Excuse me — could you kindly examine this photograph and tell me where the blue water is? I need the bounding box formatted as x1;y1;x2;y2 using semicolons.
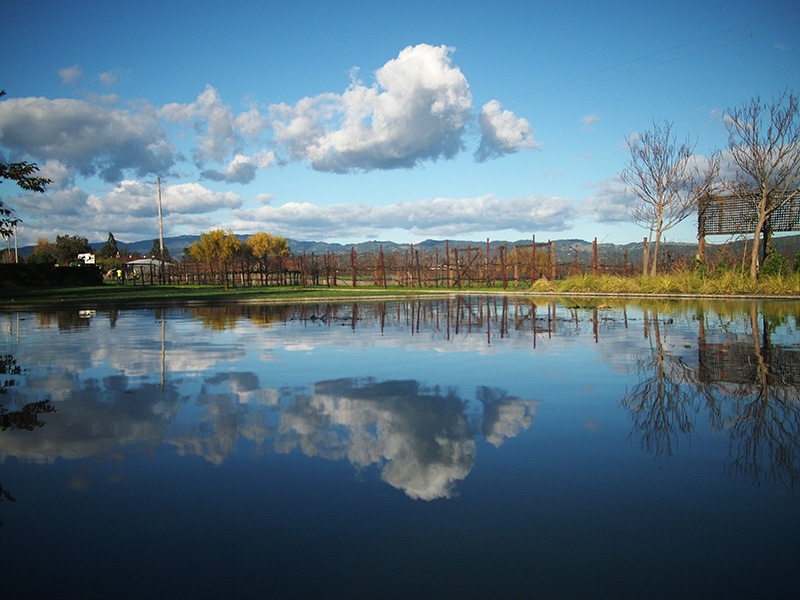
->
1;297;798;598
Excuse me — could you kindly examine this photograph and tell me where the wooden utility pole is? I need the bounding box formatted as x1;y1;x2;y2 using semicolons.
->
157;177;165;283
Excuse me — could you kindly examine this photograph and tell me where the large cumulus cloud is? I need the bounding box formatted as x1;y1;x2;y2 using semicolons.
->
269;44;474;173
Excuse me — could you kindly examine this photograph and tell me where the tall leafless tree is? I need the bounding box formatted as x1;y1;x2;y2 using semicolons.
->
723;89;800;280
622;120;716;275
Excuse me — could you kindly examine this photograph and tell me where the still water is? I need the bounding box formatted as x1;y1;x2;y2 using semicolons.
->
1;296;798;599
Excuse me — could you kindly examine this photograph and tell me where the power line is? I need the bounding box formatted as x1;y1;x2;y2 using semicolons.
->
499;7;800;109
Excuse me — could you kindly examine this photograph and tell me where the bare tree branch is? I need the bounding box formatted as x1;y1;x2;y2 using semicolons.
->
724;88;800;279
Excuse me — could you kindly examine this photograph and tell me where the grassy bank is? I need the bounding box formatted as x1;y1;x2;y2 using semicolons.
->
531;271;800;296
1;271;798;308
0;283;447;308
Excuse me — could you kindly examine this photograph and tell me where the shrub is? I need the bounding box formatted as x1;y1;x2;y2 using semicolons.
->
761;249;789;277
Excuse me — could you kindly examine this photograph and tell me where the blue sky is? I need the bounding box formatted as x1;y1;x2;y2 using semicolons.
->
1;0;798;247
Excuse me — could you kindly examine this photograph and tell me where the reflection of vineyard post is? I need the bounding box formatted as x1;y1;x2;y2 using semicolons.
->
621;308;699;456
725;302;800;487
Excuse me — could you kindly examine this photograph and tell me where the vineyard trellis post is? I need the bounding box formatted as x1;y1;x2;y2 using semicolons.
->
351;246;357;287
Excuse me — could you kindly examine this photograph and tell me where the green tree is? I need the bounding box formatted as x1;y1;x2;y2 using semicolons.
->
54;234;91;265
97;232;119;260
0;91;51;237
149;238;170;261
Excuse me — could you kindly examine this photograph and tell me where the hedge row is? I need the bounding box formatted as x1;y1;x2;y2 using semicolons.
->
0;264;103;287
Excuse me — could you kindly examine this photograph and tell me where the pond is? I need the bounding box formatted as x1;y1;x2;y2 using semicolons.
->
1;296;799;599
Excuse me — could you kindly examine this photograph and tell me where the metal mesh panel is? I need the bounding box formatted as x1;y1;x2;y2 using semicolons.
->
698;343;800;386
698;192;800;236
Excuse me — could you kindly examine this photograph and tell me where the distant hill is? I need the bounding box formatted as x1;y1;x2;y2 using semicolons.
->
16;233;800;267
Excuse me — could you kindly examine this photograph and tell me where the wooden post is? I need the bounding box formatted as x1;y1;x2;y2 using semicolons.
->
417;249;423;288
574;249;579;276
380;245;387;288
531;234;536;282
592;237;598;276
623;249;628;277
549;240;555;279
435;247;439;288
501;245;507;289
409;244;415;287
454;248;461;288
486;238;491;287
351;246;357;287
446;240;451;288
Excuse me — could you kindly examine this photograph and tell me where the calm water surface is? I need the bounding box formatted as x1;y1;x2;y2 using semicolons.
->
1;296;799;599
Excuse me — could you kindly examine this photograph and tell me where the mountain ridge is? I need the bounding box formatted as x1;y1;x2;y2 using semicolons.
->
16;233;800;265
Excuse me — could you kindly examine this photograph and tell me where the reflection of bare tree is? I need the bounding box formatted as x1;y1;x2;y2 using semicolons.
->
723;304;800;488
626;303;800;488
621;310;699;456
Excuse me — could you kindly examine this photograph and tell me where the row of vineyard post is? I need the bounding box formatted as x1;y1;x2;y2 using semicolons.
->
124;237;637;287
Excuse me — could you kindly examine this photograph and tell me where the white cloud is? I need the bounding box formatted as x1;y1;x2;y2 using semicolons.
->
582;178;630;223
475;100;539;162
255;193;275;205
269;44;473;173
98;71;118;87
17;186;89;218
37;159;74;189
233;193;575;239
58;64;83;85
581;113;600;129
201;150;276;184
0;96;174;182
160;85;253;167
15;181;244;244
163;182;244;214
86;180;243;217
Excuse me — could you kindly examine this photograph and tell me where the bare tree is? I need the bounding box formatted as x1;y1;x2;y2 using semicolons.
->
622;120;716;275
724;89;800;280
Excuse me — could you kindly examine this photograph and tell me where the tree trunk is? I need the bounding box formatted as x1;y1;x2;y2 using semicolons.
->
651;209;664;276
749;198;769;280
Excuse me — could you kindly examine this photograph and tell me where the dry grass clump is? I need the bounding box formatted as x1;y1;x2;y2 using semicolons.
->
546;270;800;296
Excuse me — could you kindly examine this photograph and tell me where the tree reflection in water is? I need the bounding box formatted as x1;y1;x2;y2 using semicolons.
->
1;354;56;541
723;305;800;488
622;308;700;456
623;301;800;488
